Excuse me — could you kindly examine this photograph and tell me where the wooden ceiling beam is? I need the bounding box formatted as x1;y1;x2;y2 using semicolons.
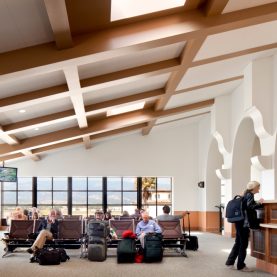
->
1;3;277;75
203;0;229;16
0;84;68;113
80;59;180;88
0;99;214;157
43;0;73;49
64;66;87;128
3;88;164;134
0;123;147;162
142;37;206;135
82;135;92;149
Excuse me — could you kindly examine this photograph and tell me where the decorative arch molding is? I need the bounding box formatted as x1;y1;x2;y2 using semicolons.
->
245;106;271;139
215;168;231;180
213;131;230;157
251;155;273;171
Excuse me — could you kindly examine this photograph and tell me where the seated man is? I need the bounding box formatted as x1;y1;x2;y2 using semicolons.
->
94;209;117;239
136;212;162;248
27;209;59;262
156;205;180;221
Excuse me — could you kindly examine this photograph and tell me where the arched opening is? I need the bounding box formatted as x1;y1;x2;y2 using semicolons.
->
232;118;261;196
205;138;224;233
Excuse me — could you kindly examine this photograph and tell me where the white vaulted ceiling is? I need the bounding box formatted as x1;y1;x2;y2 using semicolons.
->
0;0;277;162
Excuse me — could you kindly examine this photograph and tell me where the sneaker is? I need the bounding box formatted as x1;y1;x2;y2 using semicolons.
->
240;266;254;272
227;265;236;270
29;256;36;263
27;248;33;254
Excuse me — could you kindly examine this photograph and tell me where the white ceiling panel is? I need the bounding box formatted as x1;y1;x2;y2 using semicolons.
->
155;107;210;125
78;42;185;79
83;73;170;105
178;48;277;90
0;70;66;99
223;0;277;14
15;118;77;140
0;97;73;125
0;0;53;53
195;21;277;61
167;79;242;109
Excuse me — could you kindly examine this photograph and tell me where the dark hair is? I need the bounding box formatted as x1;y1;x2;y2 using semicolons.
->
163;205;170;214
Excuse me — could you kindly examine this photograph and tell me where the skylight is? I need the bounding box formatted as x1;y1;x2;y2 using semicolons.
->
111;0;186;21
107;102;145;117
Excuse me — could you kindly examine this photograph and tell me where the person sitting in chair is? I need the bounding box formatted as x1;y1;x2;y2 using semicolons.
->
136;212;161;248
156;205;180;221
27;209;59;262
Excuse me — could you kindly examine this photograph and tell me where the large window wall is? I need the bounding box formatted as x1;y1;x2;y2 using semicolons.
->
1;176;172;219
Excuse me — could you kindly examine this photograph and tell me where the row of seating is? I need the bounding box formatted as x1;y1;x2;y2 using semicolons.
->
2;218;187;258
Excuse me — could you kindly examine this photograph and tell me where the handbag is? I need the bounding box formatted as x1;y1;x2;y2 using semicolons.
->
35;248;61;265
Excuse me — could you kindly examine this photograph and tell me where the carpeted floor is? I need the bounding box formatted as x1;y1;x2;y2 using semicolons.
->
0;232;274;277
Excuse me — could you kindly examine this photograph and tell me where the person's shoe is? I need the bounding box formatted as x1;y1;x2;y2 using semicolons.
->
226;265;235;270
29;256;36;263
27;248;33;254
240;266;254;272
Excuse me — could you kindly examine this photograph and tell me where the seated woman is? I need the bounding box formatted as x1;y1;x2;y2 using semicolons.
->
27;209;59;261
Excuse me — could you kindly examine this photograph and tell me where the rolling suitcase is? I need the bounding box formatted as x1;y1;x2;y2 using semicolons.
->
143;233;163;262
87;243;107;262
183;212;199;251
117;238;137;263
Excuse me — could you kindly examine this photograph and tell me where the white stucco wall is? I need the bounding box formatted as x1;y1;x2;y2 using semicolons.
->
7;119;209;211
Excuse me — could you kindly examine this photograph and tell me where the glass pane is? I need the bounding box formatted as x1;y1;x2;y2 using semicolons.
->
53;177;67;190
88;206;103;217
142;177;156;191
88;192;102;204
122;205;137;216
37;206;53;217
88;177;102;190
18;177;32;190
107;177;121;190
72;191;87;205
2;191;16;204
157;191;171;205
72;206;87;217
37;191;52;204
37;177;52;190
3;182;16;190
53;205;67;217
123;177;137;190
18;191;32;205
145;205;157;218
53;191;67;204
157;205;165;216
157;177;171;190
107;206;122;216
123;192;137;205
73;177;87;190
107;191;121;204
2;206;15;221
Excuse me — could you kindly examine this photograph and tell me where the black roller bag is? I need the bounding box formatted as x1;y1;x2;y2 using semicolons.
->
183;212;199;251
117;238;137;263
144;233;163;262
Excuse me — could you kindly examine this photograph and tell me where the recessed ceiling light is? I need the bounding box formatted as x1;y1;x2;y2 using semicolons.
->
19;109;26;113
107;102;145;116
34;128;39;131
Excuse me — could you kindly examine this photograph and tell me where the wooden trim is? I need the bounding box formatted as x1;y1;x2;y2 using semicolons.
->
43;0;73;49
1;3;277;74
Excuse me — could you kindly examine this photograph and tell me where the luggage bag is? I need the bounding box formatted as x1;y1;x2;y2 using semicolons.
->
117;238;137;263
143;233;163;262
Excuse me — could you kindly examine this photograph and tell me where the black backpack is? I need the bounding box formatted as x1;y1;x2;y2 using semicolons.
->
225;195;245;223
